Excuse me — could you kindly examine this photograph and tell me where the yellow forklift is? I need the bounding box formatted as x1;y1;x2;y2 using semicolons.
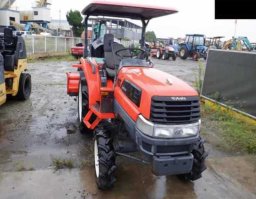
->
0;27;31;106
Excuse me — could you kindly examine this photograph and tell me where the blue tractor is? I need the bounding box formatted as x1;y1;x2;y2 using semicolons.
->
179;34;208;61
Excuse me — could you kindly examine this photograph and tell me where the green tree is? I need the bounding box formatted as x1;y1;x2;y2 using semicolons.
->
66;10;83;37
145;31;157;42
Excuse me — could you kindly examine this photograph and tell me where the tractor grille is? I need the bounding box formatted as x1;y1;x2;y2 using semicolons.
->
150;96;200;124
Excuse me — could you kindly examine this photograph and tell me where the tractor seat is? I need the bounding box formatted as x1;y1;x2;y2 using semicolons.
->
4;28;16;52
103;34;131;77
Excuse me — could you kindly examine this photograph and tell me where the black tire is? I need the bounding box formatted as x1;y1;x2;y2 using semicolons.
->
16;73;31;100
156;49;162;59
178;137;207;181
162;52;169;60
78;72;92;134
203;52;207;60
172;54;177;61
179;47;188;59
94;127;116;190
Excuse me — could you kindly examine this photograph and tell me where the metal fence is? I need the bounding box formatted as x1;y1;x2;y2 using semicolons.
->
23;35;139;56
23;35;83;55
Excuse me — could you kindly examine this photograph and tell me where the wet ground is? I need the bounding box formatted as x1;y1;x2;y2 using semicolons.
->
0;57;255;199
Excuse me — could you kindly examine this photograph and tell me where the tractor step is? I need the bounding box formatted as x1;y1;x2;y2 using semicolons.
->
84;104;115;129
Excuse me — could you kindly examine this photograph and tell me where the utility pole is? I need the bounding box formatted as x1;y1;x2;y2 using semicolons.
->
234;19;237;37
59;9;61;36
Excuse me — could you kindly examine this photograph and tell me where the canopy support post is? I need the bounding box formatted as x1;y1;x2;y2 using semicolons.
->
83;15;89;58
141;19;150;48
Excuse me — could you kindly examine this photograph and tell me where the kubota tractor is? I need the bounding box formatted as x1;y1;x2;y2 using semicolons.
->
67;1;207;190
150;39;177;61
0;27;31;106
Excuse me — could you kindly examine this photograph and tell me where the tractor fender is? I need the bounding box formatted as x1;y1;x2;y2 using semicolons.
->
80;58;101;107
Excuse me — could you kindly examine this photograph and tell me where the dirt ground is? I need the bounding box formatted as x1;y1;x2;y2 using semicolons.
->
0;57;255;199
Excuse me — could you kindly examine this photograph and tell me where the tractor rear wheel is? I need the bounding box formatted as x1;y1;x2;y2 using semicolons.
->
179;47;188;59
156;49;162;59
16;73;31;100
78;72;92;134
94;127;116;190
178;137;207;181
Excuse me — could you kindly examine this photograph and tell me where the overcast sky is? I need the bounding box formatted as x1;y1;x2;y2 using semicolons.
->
13;0;256;41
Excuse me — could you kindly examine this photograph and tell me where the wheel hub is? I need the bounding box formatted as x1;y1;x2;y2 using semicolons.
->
78;83;82;122
180;49;185;57
157;50;160;58
94;139;100;178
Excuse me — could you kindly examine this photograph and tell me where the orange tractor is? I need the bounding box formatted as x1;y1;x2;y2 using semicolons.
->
67;1;207;190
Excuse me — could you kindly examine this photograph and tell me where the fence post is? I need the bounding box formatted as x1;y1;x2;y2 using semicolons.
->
44;36;47;52
64;38;67;52
32;36;35;54
55;37;58;52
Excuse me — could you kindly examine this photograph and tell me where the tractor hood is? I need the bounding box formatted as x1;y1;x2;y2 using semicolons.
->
120;67;198;96
196;45;208;52
118;67;198;119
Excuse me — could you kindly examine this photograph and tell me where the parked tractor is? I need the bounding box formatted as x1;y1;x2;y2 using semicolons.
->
207;36;224;49
0;27;31;106
179;34;208;61
150;38;177;60
67;1;207;190
71;43;84;59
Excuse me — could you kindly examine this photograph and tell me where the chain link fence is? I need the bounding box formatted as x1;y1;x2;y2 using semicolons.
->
23;35;83;55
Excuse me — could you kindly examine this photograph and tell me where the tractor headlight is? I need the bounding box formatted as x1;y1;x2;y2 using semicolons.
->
136;115;200;138
168;46;174;51
154;122;200;138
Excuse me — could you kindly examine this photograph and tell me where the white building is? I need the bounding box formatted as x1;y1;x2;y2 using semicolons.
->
0;9;20;26
49;20;72;37
20;7;51;22
32;7;51;22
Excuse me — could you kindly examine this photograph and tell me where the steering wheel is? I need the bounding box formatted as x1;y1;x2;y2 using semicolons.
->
115;48;147;60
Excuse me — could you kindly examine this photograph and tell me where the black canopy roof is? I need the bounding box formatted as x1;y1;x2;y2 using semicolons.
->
82;1;178;20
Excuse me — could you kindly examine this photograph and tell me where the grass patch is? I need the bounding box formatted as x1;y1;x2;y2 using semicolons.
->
16;165;35;172
28;54;77;63
52;158;74;170
202;104;256;154
193;61;205;93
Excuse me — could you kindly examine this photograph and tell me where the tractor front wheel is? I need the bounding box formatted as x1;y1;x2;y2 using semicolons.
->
94;127;116;190
179;47;188;60
178;137;207;181
156;49;162;59
16;73;31;100
162;52;169;60
172;54;177;61
192;52;200;61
